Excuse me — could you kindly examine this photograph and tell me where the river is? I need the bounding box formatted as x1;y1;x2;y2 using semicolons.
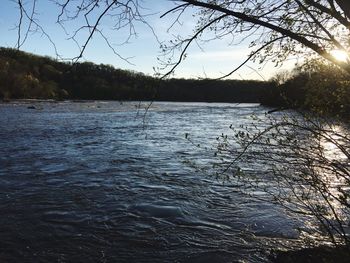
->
0;101;305;262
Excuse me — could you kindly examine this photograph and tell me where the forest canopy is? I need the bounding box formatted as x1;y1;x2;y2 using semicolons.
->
0;47;271;102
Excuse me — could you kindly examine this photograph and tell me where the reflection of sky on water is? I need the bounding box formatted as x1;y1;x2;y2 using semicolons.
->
0;101;300;263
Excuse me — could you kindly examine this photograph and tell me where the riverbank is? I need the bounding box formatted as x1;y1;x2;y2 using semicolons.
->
271;245;350;263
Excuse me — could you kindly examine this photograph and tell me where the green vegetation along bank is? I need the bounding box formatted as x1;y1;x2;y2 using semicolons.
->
0;47;271;103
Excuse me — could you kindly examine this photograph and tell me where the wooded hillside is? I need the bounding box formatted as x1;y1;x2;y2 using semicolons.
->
0;48;272;102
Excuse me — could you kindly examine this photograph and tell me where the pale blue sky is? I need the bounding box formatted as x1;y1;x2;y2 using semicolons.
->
0;0;294;80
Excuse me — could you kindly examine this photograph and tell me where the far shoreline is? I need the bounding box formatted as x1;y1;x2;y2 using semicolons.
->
1;98;263;105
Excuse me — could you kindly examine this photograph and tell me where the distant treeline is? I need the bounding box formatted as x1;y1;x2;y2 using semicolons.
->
0;47;272;103
2;48;348;118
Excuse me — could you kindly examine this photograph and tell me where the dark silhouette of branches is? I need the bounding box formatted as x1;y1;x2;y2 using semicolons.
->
161;14;229;79
215;36;286;80
177;0;350;75
10;1;350;77
15;0;59;57
212;112;350;245
13;0;157;64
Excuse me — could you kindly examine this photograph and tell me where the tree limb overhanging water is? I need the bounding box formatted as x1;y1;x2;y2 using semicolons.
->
209;111;350;248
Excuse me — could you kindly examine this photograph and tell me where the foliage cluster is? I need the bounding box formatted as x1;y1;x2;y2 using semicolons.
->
265;60;350;118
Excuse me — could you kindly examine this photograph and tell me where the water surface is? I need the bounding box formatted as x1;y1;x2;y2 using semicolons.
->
0;101;300;262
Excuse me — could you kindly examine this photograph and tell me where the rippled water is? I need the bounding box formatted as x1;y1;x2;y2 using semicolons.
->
0;101;301;262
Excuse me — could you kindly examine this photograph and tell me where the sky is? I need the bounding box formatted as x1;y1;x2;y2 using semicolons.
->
0;0;296;80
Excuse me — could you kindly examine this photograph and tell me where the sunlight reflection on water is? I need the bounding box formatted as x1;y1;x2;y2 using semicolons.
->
320;125;349;162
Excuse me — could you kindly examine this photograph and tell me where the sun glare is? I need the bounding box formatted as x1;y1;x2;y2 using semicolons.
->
330;50;349;62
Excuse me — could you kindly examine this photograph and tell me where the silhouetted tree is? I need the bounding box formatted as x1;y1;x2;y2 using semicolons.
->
161;0;350;77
